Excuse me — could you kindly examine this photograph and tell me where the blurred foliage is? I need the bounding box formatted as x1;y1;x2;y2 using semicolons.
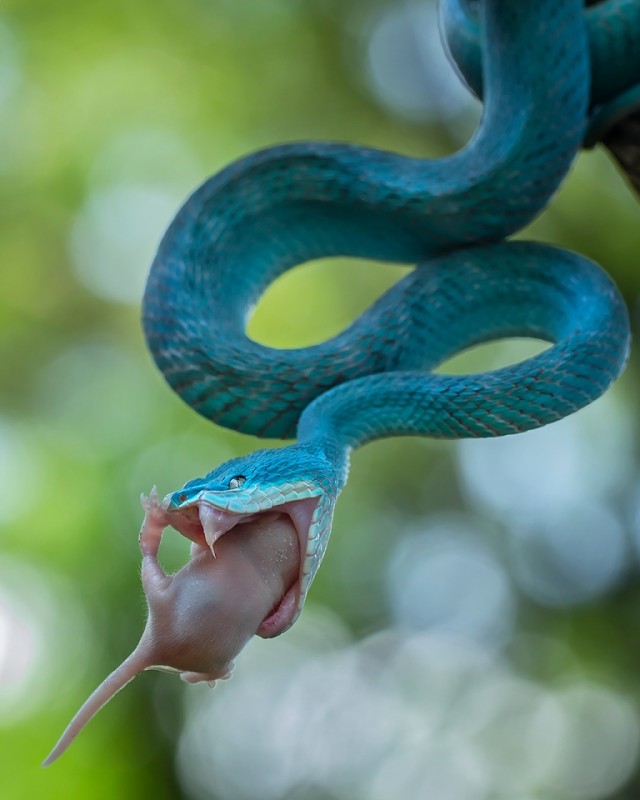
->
2;1;640;799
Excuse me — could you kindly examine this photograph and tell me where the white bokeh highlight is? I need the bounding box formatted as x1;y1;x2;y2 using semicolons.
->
175;611;639;800
509;502;629;607
0;557;93;725
549;683;640;799
458;393;632;520
457;392;633;606
34;341;156;459
387;514;515;648
70;127;202;304
70;183;181;304
362;0;478;127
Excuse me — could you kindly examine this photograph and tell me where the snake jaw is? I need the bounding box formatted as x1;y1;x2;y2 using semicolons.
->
198;503;237;556
255;495;321;638
164;497;252;551
164;488;324;637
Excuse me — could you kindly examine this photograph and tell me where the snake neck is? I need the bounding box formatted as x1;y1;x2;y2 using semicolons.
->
298;434;352;497
296;383;391;454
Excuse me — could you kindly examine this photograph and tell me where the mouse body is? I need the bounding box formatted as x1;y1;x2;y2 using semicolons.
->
43;489;299;765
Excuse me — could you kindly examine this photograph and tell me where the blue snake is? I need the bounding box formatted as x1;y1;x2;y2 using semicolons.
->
142;0;637;636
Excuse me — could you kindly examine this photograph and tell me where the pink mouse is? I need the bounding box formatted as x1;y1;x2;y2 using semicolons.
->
43;488;299;766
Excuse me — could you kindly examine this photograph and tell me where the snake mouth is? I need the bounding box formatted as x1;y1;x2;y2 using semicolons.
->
165;495;319;637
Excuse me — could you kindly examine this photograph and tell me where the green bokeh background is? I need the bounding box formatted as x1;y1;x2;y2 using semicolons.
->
3;1;640;798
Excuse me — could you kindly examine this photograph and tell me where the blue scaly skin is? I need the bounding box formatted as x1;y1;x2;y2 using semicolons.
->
441;0;640;148
142;0;632;636
442;0;640;111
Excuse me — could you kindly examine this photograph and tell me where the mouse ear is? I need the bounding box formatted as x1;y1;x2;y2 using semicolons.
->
42;643;151;766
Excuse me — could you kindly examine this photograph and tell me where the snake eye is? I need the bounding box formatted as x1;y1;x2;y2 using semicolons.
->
228;475;246;489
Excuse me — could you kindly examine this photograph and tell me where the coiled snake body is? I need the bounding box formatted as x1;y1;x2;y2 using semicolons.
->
143;0;637;635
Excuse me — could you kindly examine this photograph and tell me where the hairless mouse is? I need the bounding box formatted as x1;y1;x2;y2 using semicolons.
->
43;488;299;766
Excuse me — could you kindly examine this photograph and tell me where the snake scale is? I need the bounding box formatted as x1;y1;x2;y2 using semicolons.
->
142;0;638;636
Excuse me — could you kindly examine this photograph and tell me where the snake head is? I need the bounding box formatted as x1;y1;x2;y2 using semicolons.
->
164;440;347;636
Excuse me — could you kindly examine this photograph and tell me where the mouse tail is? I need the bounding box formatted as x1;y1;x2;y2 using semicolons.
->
42;648;148;766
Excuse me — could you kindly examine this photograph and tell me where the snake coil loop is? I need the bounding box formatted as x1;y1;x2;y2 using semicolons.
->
142;0;634;628
442;0;640;188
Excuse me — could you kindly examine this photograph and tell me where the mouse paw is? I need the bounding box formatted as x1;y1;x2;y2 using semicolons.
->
139;485;170;556
181;671;218;686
